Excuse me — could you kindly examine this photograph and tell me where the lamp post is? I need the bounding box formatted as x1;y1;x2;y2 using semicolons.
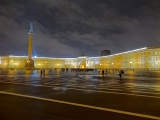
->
111;63;114;69
15;63;18;69
57;64;59;69
45;61;48;69
10;60;13;69
100;64;101;72
38;64;41;69
129;61;132;70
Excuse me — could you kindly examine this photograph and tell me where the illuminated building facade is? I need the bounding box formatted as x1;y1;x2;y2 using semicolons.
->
0;24;160;71
0;46;160;71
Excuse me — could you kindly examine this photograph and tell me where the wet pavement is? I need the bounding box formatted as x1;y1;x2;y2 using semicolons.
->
0;69;160;120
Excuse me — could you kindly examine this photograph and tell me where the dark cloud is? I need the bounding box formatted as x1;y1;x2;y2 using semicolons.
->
0;0;160;57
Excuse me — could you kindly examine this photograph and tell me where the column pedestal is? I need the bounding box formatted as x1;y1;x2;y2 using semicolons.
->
25;59;35;70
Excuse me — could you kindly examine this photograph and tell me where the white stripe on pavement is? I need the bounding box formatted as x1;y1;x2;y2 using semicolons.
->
0;91;160;120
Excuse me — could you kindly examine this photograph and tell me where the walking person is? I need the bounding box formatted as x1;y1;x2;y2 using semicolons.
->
43;69;45;77
119;69;124;79
40;69;43;77
102;70;104;75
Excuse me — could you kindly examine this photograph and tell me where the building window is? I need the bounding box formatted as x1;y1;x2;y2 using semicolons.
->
94;59;99;64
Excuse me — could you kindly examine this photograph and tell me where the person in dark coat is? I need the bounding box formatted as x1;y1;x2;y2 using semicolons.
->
119;69;124;79
43;69;45;77
102;70;104;75
40;69;43;77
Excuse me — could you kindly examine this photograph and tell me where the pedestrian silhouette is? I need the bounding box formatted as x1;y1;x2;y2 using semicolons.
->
102;70;104;75
119;69;124;79
43;69;45;77
40;69;43;77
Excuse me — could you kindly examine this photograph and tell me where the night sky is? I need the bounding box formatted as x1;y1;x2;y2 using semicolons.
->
0;0;160;57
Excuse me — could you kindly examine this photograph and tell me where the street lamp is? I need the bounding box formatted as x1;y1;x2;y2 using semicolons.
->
45;61;48;68
57;64;59;69
129;61;132;70
99;64;102;69
14;63;18;68
10;60;13;69
38;64;41;69
111;63;114;69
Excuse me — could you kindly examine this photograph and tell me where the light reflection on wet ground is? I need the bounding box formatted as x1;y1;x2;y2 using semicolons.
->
1;69;160;94
1;69;160;119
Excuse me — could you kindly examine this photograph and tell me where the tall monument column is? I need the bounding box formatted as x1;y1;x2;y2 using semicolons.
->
25;23;35;69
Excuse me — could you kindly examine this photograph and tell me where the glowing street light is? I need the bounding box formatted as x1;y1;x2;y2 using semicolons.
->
129;61;132;69
111;63;114;69
14;63;18;68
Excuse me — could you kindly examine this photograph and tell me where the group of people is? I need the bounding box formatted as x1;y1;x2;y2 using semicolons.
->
40;69;124;79
101;69;125;79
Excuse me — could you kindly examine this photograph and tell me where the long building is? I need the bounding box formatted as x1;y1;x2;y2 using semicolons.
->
0;46;160;71
1;24;160;71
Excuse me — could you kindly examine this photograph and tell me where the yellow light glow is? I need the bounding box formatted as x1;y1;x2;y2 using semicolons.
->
130;61;132;64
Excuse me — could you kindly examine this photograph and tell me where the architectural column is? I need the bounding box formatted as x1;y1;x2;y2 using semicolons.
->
25;23;35;69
